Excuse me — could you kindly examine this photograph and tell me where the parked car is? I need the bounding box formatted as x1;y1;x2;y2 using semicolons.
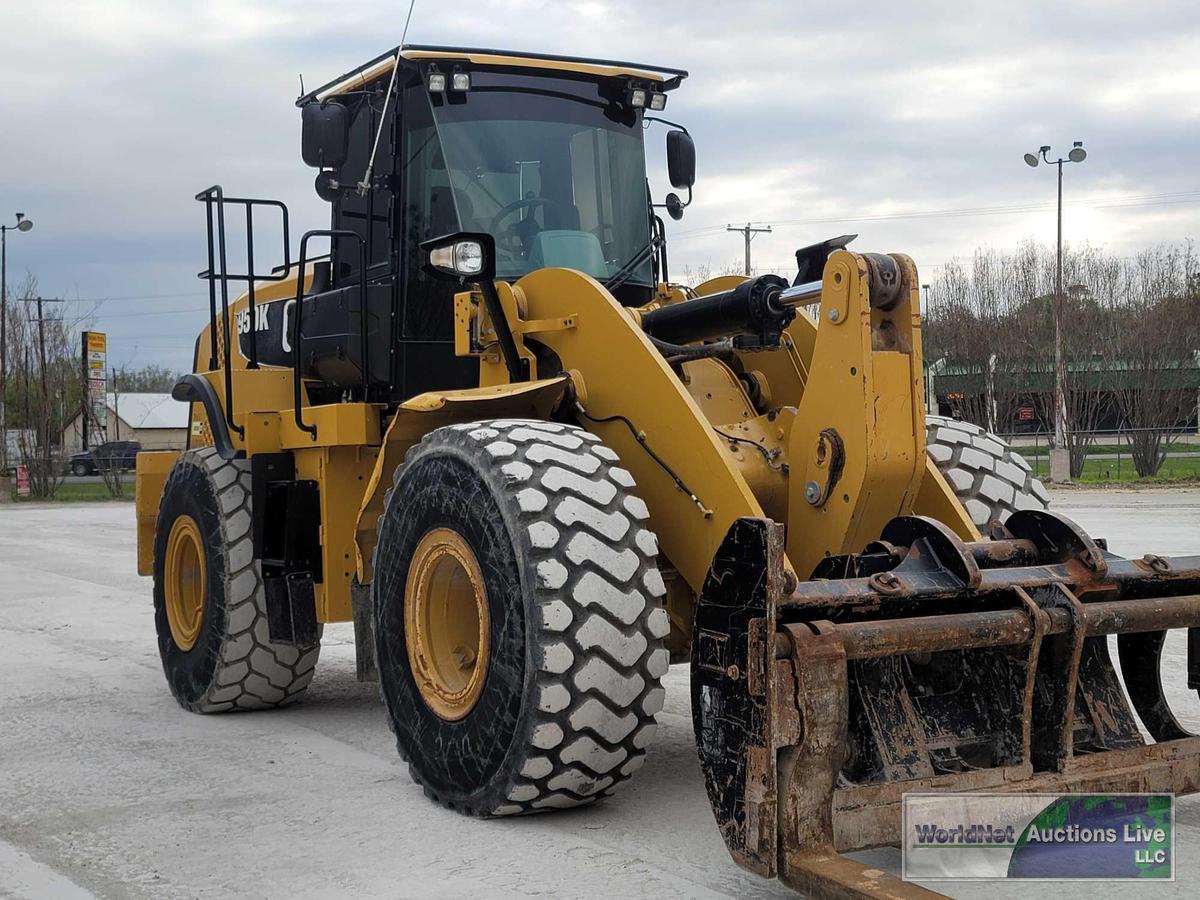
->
67;441;141;477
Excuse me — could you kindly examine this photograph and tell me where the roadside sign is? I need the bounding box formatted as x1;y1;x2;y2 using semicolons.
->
82;331;108;447
15;465;30;497
1018;406;1035;422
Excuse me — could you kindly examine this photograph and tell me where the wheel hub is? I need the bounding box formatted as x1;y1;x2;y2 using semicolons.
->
405;527;491;721
164;514;206;651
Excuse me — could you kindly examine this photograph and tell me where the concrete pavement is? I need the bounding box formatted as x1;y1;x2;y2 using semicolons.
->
1;491;1198;899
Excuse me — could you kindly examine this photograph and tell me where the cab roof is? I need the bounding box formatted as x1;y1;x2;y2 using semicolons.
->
297;44;688;107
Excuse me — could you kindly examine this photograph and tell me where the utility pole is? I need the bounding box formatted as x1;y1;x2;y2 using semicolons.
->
112;368;120;440
35;297;48;442
726;223;772;275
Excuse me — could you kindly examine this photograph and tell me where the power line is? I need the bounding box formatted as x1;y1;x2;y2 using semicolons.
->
791;189;1200;222
32;291;205;306
667;189;1200;241
84;307;206;320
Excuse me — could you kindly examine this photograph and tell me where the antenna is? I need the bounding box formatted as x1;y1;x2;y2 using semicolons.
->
400;0;417;46
358;0;417;195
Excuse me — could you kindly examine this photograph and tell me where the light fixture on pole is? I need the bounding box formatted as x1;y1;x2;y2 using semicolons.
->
1;212;34;476
1023;142;1086;483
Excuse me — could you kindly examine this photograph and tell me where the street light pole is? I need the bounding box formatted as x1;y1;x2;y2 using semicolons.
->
0;212;34;475
1024;143;1086;482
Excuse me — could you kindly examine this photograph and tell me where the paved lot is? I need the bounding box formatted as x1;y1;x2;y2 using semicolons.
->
1;490;1198;899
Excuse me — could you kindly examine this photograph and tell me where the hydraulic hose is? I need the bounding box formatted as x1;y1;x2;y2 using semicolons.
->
647;334;736;364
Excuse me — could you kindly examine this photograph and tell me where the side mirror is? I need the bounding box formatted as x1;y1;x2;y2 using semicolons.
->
314;171;343;203
666;129;695;189
664;192;685;221
301;102;349;169
421;232;495;281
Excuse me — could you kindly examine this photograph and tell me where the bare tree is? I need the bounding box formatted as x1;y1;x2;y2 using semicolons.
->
923;248;1039;433
4;277;80;498
1059;245;1120;476
1105;243;1199;475
111;364;179;393
679;259;755;287
99;369;129;498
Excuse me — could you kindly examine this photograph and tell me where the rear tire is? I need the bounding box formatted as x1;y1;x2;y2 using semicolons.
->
153;448;321;712
373;419;668;816
925;415;1049;528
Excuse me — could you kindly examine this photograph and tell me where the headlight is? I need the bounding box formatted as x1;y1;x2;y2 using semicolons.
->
422;232;495;282
430;240;484;277
649;92;667;111
427;72;446;93
629;88;646;108
451;71;471;91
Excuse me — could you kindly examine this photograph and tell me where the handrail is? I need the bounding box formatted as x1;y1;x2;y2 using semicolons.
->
292;229;368;440
194;186;293;441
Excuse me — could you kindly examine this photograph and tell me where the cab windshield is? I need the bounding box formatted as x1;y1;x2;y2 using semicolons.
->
424;71;653;285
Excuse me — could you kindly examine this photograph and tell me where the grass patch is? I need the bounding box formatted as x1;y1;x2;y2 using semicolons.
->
1014;441;1200;457
1028;454;1200;485
10;480;134;502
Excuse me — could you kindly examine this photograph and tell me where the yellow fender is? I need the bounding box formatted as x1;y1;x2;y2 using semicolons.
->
354;378;569;583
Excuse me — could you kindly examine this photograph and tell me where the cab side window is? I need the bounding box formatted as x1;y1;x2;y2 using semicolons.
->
332;88;395;283
400;87;459;342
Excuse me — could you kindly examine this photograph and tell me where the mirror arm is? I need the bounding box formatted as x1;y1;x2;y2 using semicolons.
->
643;115;689;134
477;278;528;383
651;188;691;210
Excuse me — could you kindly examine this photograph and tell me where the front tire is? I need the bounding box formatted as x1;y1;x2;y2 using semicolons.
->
153;448;321;712
373;420;668;816
72;461;90;477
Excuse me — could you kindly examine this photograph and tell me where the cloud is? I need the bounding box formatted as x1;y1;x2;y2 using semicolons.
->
1;0;1196;369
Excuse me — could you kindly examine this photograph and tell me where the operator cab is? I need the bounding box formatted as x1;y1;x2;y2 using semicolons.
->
412;71;650;285
212;46;691;407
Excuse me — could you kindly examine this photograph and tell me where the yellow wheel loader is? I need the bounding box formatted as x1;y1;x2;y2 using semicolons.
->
136;44;1200;898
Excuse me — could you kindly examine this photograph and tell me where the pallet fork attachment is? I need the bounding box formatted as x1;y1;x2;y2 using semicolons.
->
694;513;1200;898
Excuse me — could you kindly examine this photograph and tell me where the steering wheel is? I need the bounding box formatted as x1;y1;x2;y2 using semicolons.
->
489;197;568;258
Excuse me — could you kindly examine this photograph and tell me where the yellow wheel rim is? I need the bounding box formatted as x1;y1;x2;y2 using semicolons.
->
405;527;491;721
165;514;206;651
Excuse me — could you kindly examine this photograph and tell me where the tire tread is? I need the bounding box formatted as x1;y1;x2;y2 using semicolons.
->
162;448;320;712
375;420;664;815
925;416;1049;527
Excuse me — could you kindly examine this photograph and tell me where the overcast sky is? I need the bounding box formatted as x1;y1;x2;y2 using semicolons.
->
2;0;1197;371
